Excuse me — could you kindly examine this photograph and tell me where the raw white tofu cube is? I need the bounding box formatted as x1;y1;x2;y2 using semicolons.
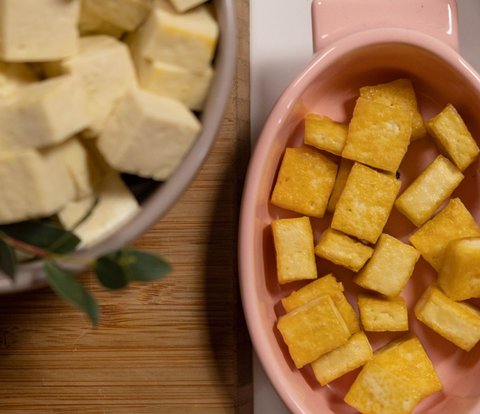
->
0;150;75;224
82;0;152;32
58;173;139;247
169;0;208;13
0;62;37;98
43;137;103;199
52;36;138;137
79;2;124;38
134;58;213;110
0;0;80;62
0;75;90;150
97;89;200;180
129;1;218;72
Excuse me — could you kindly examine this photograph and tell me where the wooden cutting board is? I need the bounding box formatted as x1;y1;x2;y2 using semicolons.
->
0;1;252;412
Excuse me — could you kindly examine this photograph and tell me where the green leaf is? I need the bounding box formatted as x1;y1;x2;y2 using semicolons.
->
94;253;129;290
44;262;99;326
0;239;16;279
94;249;171;289
1;221;81;254
118;249;172;282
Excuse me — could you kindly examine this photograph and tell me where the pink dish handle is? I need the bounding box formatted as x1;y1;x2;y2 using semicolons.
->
312;0;459;53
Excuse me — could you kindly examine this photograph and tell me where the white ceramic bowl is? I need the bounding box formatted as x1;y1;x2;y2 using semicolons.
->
0;0;237;294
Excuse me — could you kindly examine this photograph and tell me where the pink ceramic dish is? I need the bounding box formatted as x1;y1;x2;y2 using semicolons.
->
239;1;480;413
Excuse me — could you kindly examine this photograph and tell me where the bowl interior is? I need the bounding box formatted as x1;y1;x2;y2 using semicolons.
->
243;39;480;414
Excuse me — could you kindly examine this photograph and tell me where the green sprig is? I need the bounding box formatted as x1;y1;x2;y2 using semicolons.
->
0;221;171;326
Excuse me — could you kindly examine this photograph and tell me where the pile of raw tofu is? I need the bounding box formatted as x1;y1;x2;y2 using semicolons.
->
0;0;218;246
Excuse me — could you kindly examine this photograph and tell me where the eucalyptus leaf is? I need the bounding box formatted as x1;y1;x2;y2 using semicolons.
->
94;249;171;289
44;262;99;326
0;239;16;279
94;253;129;290
118;249;172;282
1;221;80;254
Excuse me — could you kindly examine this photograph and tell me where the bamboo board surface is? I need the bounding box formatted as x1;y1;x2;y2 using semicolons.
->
0;1;252;412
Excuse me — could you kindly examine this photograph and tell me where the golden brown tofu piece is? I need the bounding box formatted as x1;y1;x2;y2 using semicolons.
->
415;284;480;351
271;146;337;218
355;234;420;297
344;336;442;414
315;228;373;272
342;97;412;173
281;274;342;311
358;295;408;332
272;217;317;284
332;163;401;243
327;158;353;213
438;238;480;300
395;155;464;227
360;78;426;141
427;104;479;171
281;274;360;334
409;198;480;271
277;295;351;368
304;113;348;156
312;331;373;386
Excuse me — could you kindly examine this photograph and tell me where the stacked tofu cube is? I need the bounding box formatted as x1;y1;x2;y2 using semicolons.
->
270;77;480;412
277;274;367;374
0;0;217;245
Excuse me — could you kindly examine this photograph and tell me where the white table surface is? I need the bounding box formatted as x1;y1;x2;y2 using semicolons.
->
249;0;480;412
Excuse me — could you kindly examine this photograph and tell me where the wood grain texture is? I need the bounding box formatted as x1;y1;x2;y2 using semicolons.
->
0;1;252;412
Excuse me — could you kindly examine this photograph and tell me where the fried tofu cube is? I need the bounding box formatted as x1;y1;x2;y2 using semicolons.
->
312;331;373;386
327;158;353;213
281;274;343;311
395;155;464;227
315;228;373;272
342;97;412;173
272;217;317;284
415;285;480;351
409;198;480;271
277;295;351;368
358;295;408;332
271;147;338;218
304;114;348;156
438;238;480;300
281;274;360;334
360;78;426;141
427;104;480;171
331;163;401;243
355;234;420;297
344;336;442;414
